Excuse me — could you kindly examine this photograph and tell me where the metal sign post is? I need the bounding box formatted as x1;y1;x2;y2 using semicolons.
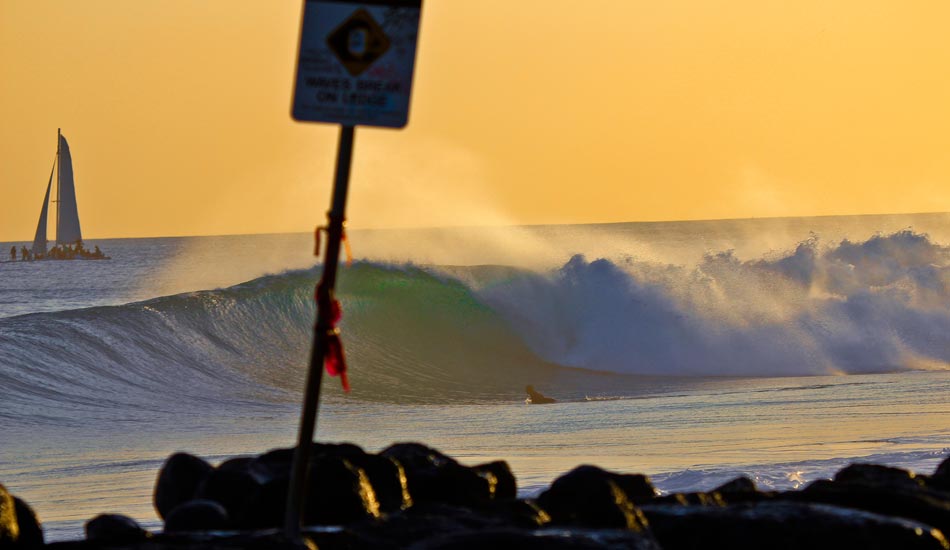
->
285;0;422;538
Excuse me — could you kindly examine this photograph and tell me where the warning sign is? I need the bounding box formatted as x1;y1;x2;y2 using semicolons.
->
292;0;423;128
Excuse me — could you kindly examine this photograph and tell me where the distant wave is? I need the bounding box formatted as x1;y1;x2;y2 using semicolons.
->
1;230;948;420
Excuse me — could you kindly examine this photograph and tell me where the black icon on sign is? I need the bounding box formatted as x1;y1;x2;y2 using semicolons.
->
327;9;391;77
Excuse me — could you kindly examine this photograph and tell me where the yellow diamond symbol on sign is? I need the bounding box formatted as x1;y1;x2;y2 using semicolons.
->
327;9;391;77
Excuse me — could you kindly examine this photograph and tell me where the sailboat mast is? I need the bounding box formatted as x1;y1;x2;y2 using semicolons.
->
56;128;61;243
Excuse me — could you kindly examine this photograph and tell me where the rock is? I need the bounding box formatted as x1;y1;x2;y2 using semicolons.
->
834;464;927;491
341;453;413;513
302;455;381;526
479;499;551;528
316;441;367;457
0;484;18;546
253;444;403;496
474;461;517;500
610;473;657;505
932;456;950;493
714;476;758;494
382;443;457;472
12;498;42;548
419;463;495;507
163;499;230;533
782;478;950;538
84;514;149;543
653;492;727;507
217;457;256;473
381;443;495;507
641;500;949;550
196;464;264;527
154;452;214;520
249;447;295;481
353;502;553;549
0;488;43;549
151;530;318;550
240;443;399;529
408;527;662;550
240;477;290;530
538;465;651;530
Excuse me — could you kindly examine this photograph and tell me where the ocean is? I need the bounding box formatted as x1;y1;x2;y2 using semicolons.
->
1;213;950;542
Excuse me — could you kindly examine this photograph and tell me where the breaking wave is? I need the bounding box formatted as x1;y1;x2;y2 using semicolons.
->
481;230;950;376
1;230;949;418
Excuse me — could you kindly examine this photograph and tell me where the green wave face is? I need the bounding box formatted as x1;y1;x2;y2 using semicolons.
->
334;263;561;403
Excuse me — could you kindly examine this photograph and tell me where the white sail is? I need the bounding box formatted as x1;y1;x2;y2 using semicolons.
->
56;134;83;246
32;170;53;256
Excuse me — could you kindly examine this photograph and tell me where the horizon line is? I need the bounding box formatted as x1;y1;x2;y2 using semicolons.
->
2;209;948;243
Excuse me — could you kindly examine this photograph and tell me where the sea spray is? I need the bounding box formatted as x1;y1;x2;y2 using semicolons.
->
477;230;950;376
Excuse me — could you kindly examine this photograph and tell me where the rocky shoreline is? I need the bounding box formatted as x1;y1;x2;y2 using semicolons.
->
3;442;950;549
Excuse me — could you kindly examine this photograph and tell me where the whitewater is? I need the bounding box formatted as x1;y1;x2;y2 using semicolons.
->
1;213;949;541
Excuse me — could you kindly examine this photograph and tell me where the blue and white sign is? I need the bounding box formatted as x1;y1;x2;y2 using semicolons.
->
292;0;422;128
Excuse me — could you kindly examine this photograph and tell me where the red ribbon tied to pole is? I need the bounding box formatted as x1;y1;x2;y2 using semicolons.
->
316;282;350;393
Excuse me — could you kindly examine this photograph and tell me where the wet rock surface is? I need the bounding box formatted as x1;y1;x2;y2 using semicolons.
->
5;445;950;549
84;514;149;544
1;484;43;549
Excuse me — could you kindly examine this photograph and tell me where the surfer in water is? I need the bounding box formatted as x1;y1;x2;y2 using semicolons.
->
525;385;556;404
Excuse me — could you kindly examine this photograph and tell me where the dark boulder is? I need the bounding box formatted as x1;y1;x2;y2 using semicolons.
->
340;452;413;513
248;447;295;482
480;499;551;528
84;514;149;543
381;443;495;507
0;489;42;549
781;478;950;537
240;443;396;529
474;461;518;500
246;443;367;484
641;500;949;550
302;455;381;526
653;492;727;507
217;457;256;473
153;452;214;520
12;498;42;548
0;484;16;547
195;464;265;527
710;476;770;504
408;527;662;550
715;475;757;493
240;477;290;530
382;443;457;472
155;529;317;550
538;465;651;530
834;463;927;491
163;499;230;533
933;455;950;490
314;441;366;457
610;473;657;505
353;502;552;549
250;443;409;513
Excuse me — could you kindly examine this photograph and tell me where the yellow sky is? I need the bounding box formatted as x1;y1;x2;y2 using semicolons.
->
2;0;950;239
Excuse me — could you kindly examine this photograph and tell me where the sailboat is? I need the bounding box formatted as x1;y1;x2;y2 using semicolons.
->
30;129;108;261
